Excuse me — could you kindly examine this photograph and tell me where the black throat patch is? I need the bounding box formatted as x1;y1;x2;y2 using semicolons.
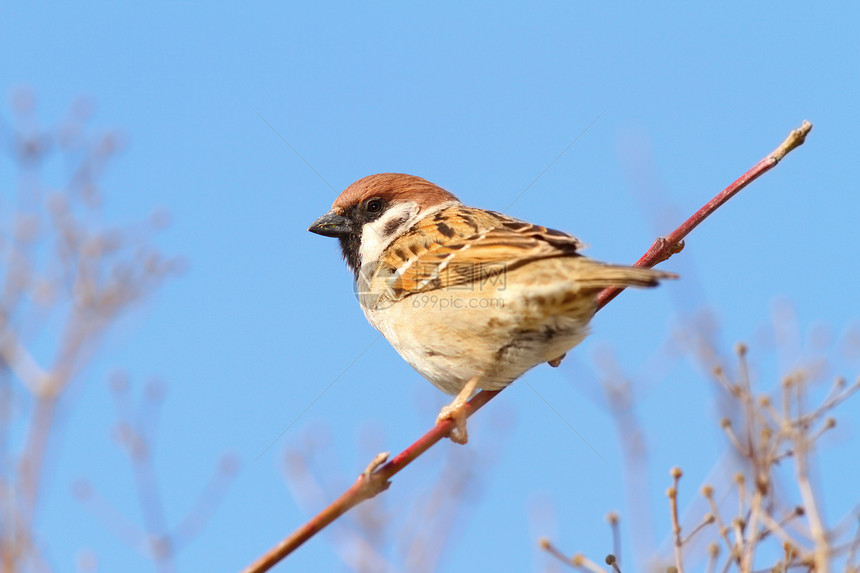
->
339;233;362;279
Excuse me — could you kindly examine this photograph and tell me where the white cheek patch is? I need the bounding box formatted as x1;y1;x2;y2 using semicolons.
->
357;200;461;270
359;202;420;266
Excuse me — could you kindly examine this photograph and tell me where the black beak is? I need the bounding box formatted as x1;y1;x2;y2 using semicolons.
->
308;211;352;238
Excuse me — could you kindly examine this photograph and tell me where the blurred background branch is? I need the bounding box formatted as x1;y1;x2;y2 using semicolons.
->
0;88;233;572
539;270;860;573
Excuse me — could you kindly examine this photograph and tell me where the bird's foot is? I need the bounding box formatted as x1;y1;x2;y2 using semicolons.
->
437;401;469;444
436;375;481;444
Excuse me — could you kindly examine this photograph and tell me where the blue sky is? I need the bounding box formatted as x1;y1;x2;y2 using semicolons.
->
1;2;858;571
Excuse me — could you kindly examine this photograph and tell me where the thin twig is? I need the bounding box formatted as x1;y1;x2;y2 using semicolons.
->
844;515;860;570
596;121;811;309
540;538;574;567
793;380;832;573
797;377;860;428
702;484;734;552
606;511;621;564
571;553;609;573
682;513;716;545
758;509;803;549
668;467;685;573
243;120;813;573
706;543;720;573
742;488;763;573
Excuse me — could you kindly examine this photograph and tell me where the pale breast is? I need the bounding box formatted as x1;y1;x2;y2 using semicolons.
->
364;263;596;395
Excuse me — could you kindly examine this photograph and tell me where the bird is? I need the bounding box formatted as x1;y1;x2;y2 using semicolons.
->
309;173;675;444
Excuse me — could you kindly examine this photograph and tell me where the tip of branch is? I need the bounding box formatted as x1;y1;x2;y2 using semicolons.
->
770;120;813;163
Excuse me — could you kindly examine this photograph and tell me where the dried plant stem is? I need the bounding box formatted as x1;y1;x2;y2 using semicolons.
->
540;538;575;566
741;487;763;572
242;121;813;573
845;518;860;570
794;388;831;573
702;485;734;553
607;512;621;562
683;513;716;546
668;468;685;573
542;543;610;573
757;510;797;547
706;543;720;573
19;398;57;525
572;553;608;573
0;328;52;395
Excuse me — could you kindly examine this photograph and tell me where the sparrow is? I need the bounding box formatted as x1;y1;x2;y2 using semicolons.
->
309;173;675;444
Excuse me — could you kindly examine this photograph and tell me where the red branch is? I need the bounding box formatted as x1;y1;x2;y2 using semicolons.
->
242;120;812;573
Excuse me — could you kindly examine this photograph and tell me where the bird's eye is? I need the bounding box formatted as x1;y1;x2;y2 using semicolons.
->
366;199;383;213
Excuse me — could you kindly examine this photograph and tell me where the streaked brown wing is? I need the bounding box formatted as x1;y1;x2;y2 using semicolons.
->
379;206;584;299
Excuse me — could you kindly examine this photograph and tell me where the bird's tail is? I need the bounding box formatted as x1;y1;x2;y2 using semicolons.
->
573;260;677;290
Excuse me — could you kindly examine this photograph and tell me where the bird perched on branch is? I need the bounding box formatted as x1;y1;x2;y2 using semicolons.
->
309;173;674;443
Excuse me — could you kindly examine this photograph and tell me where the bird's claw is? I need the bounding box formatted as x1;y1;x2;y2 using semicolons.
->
437;403;469;444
